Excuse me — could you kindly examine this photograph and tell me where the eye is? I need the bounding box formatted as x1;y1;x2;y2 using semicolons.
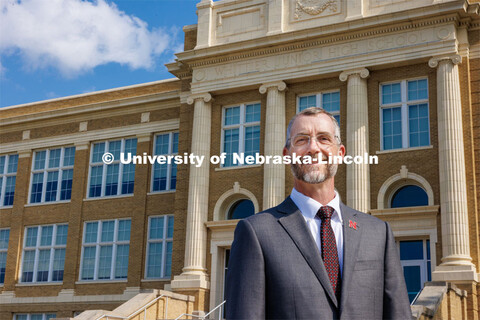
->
294;137;309;145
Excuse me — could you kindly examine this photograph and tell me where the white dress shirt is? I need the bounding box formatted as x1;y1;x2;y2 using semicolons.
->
290;188;344;275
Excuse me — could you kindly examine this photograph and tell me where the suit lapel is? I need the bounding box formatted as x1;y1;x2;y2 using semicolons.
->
339;203;361;311
277;197;339;307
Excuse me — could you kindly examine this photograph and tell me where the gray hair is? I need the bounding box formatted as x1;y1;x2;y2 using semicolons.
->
285;107;341;149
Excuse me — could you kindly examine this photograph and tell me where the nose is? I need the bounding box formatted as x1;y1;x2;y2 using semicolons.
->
305;136;322;155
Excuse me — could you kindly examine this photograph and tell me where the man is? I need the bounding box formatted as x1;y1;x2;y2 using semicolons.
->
225;107;411;319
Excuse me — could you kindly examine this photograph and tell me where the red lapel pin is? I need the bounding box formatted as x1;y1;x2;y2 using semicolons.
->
348;220;357;230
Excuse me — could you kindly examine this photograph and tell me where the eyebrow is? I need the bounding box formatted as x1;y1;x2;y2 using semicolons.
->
294;131;333;136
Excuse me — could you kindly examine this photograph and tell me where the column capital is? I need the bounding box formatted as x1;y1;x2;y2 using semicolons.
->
339;68;369;82
259;81;287;94
187;92;212;105
428;54;462;68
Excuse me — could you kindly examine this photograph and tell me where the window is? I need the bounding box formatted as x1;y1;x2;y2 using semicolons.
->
80;219;131;281
391;185;428;208
30;147;75;203
228;199;255;220
20;224;68;283
0;228;9;284
14;314;56;320
152;132;178;192
397;239;431;303
380;79;430;150
145;216;173;279
298;91;340;124
0;154;18;207
222;103;261;167
88;138;137;198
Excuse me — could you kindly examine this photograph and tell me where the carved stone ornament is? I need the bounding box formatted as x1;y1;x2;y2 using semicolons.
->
428;54;462;68
295;0;338;20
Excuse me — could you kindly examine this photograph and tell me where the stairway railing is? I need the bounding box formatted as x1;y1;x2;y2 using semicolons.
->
94;294;168;320
174;300;226;320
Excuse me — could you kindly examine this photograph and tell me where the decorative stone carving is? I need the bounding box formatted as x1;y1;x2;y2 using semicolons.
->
259;81;287;94
339;68;370;82
428;54;462;68
295;0;338;19
186;92;212;105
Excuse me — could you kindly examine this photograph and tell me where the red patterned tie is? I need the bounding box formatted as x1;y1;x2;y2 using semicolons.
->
317;206;341;300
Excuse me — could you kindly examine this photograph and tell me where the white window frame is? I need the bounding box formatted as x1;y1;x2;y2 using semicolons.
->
19;224;68;283
0;154;18;207
87;138;137;198
221;102;261;167
150;132;178;193
0;228;10;285
79;218;131;281
144;215;174;279
29;147;75;204
14;313;56;320
296;90;341;122
379;78;430;151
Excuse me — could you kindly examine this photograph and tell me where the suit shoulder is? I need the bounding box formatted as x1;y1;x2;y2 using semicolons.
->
342;204;387;227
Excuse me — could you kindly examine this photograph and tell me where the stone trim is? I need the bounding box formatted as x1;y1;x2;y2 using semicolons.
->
339;68;369;81
259;81;287;94
186;93;213;105
428;54;462;68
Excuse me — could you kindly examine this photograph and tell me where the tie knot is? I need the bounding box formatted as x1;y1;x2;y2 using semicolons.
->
317;206;334;220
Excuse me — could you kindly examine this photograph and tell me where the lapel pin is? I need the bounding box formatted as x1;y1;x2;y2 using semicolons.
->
348;220;357;230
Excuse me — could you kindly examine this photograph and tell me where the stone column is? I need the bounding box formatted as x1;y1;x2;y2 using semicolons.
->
429;55;477;281
171;93;212;301
259;81;287;210
339;68;370;213
195;0;214;49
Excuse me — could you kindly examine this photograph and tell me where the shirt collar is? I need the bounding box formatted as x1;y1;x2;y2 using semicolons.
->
290;187;343;223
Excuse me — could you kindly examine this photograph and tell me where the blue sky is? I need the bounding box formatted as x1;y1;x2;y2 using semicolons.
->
0;0;199;108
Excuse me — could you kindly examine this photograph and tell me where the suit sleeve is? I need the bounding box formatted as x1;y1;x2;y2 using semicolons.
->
383;221;412;319
225;218;265;320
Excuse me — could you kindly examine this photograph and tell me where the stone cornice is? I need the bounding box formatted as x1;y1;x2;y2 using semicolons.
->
339;68;370;82
428;54;462;68
259;81;287;94
176;10;465;69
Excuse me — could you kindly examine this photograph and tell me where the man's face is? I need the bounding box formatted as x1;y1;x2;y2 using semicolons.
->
283;114;345;184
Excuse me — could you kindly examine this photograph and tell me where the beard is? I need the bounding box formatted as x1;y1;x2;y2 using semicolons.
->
290;155;338;184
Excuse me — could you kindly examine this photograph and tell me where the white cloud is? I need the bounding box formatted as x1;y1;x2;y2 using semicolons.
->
0;0;175;77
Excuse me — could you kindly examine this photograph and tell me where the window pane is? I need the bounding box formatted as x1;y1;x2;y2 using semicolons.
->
400;240;424;260
63;147;76;167
84;222;98;243
108;140;121;159
409;104;429;148
322;92;340;113
167;217;174;239
98;246;113;279
22;250;35;282
0;229;9;249
15;315;28;320
52;248;65;282
245;103;261;123
224;107;240;126
0;156;4;174
155;134;170;155
105;164;119;196
7;155;18;173
124;138;137;155
89;166;103;197
244;126;260;157
391;185;428;208
45;171;59;202
48;149;61;168
149;217;164;240
382;107;402;150
31;172;44;203
55;225;68;246
224;128;239;167
146;242;162;278
121;163;135;194
31;315;44;320
37;249;51;282
172;133;179;153
170;163;177;190
81;247;96;280
46;314;56;319
60;169;73;200
403;265;422;303
0;252;7;283
34;151;46;170
4;176;16;206
40;226;53;246
25;227;38;247
299;95;316;111
164;241;173;278
118;220;131;241
114;244;129;279
153;163;168;191
101;221;115;242
408;79;428;101
92;143;105;163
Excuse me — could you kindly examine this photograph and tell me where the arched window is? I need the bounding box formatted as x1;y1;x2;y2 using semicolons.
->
391;185;428;208
227;199;255;220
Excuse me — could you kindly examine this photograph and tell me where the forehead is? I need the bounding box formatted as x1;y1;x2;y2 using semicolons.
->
290;114;336;136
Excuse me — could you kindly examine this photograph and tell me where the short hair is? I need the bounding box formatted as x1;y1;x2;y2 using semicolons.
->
285;107;341;149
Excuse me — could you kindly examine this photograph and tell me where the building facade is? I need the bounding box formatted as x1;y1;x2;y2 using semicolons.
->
0;0;479;319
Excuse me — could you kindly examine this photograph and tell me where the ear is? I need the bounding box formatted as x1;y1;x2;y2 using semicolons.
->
283;146;289;156
337;144;346;157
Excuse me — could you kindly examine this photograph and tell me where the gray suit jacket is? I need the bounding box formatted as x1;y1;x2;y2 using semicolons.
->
225;197;412;320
